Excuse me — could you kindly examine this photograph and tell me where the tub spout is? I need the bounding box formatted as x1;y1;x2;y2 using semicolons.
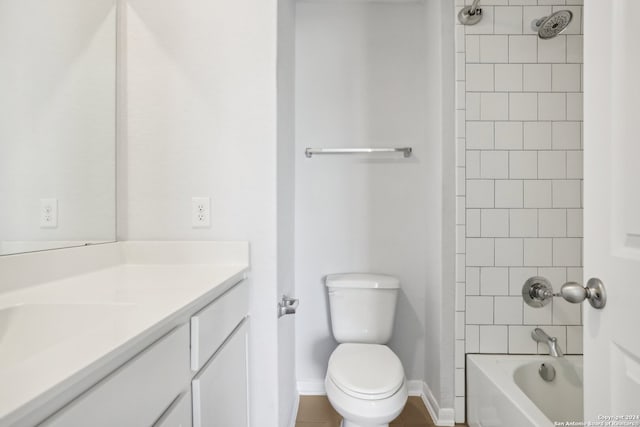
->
531;328;564;357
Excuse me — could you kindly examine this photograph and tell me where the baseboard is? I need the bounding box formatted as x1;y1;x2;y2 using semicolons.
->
297;381;326;395
406;380;424;396
288;393;300;427
420;382;455;427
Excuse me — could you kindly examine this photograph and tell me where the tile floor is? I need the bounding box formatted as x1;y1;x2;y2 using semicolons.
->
295;396;468;427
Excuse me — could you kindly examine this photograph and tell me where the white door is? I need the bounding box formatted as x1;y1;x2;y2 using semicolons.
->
584;0;640;422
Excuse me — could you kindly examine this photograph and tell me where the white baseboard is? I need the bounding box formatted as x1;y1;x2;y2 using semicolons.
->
288;393;300;427
297;381;326;395
296;380;455;427
406;380;424;396
420;382;455;427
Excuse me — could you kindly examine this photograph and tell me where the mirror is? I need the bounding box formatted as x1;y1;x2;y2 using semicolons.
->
0;0;117;255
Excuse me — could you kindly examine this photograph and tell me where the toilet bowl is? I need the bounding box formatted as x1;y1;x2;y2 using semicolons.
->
325;343;408;427
324;274;408;427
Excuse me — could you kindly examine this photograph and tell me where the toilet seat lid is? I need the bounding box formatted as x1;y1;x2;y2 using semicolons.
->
328;343;404;400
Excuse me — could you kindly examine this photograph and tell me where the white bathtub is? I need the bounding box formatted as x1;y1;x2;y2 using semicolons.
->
467;354;583;427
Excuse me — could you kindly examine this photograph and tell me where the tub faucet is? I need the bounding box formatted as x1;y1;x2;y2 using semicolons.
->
531;328;563;357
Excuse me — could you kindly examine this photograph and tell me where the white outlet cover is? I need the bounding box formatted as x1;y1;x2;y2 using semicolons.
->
191;197;210;228
40;198;58;228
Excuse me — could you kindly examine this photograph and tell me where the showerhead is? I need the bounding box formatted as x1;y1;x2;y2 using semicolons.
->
533;10;573;39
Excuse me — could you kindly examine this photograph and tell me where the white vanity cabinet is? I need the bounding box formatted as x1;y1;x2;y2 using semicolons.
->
154;391;193;427
190;279;249;372
192;322;249;427
38;279;249;427
190;280;250;427
42;324;191;427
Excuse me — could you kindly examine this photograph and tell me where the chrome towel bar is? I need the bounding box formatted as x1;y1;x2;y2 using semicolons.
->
305;147;412;158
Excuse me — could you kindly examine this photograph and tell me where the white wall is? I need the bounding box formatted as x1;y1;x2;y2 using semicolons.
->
294;0;431;387
277;0;298;425
0;0;116;249
424;0;456;418
122;0;293;425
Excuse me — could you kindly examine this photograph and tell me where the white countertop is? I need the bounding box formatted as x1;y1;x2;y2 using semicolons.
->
0;241;249;425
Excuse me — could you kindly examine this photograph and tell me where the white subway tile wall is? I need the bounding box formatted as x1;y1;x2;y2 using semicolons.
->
524;122;551;149
495;238;524;266
454;2;583;421
480;267;509;294
479;325;508;352
523;64;552;92
495;121;523;149
495;179;523;207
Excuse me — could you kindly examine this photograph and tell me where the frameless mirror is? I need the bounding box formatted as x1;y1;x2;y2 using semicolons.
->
0;0;117;255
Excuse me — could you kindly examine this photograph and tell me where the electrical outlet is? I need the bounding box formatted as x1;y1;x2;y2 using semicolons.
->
191;197;210;228
40;198;58;228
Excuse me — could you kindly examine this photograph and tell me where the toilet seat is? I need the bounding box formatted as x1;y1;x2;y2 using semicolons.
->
327;343;404;400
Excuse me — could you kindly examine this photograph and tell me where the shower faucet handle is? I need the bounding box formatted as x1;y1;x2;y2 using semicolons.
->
559;279;607;309
558;282;588;303
523;276;607;309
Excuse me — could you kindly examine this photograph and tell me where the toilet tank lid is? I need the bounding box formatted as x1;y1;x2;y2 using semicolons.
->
325;273;400;289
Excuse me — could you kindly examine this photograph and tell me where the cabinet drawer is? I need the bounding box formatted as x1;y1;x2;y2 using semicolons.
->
192;321;248;427
154;390;192;427
42;324;190;427
191;280;248;371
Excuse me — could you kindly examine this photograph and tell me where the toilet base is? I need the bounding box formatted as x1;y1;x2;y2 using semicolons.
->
325;376;407;427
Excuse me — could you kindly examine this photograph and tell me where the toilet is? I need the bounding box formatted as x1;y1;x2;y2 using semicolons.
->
324;273;408;427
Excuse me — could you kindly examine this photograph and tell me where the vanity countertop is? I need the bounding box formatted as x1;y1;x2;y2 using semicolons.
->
0;241;249;425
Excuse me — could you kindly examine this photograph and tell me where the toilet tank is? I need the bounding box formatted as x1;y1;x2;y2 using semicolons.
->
325;273;400;344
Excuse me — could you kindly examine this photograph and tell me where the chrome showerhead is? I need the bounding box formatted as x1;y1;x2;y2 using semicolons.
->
533;10;573;39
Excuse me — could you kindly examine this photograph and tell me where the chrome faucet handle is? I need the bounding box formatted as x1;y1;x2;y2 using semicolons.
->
523;276;607;309
559;282;588;303
560;279;606;308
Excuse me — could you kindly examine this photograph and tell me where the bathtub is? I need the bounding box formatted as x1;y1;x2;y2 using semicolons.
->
467;354;583;427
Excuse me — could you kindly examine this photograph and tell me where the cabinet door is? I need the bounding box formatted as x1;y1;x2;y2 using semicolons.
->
192;321;248;427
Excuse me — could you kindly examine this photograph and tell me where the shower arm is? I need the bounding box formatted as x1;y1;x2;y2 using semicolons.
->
458;1;483;25
469;0;481;16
